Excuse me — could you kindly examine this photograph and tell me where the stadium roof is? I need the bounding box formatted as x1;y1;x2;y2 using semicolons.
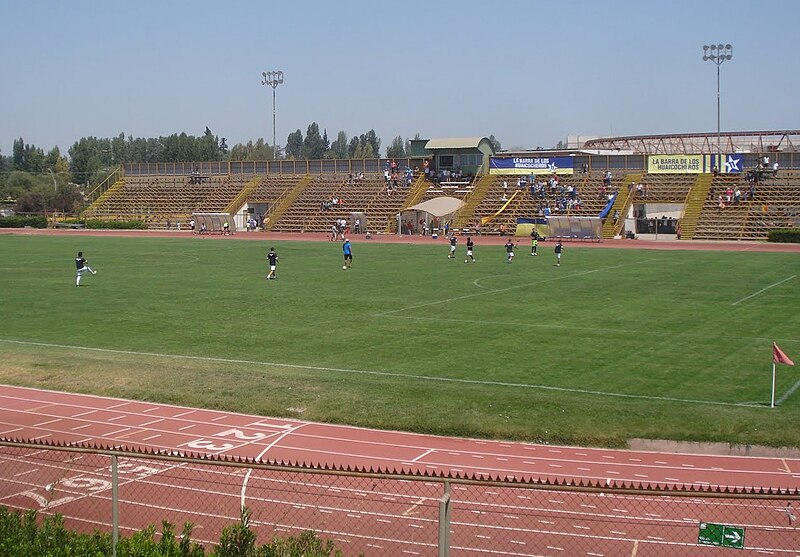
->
404;196;464;217
425;137;488;150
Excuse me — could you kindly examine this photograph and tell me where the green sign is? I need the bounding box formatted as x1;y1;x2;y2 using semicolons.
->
698;522;745;549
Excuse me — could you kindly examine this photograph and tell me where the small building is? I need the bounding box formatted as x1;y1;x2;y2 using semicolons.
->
408;137;495;176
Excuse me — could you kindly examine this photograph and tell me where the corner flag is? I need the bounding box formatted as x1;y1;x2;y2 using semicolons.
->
771;343;795;408
773;343;795;366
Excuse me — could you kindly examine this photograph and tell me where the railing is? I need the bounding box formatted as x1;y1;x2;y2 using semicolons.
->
85;165;123;205
120;154;800;181
2;438;799;556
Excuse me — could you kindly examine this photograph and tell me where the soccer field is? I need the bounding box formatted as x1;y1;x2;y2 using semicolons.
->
1;234;799;448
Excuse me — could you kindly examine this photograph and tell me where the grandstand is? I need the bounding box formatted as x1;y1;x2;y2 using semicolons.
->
81;141;799;241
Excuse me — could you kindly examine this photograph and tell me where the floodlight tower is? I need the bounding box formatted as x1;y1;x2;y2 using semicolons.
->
702;44;733;158
261;70;284;160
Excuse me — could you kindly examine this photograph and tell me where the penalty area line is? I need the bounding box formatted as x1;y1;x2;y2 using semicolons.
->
0;338;760;409
731;275;796;306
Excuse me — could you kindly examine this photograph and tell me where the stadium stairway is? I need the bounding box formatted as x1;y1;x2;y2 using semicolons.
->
678;173;713;240
83;178;125;216
602;172;641;239
265;175;313;231
399;175;430;212
224;176;261;214
454;174;495;229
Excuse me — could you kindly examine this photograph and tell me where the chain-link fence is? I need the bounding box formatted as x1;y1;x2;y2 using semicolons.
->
1;438;798;556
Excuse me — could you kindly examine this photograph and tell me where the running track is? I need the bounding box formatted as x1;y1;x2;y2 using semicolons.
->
1;385;799;556
2;231;800;554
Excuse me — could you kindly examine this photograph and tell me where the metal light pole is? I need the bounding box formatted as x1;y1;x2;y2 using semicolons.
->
261;70;284;160
47;169;57;192
702;44;733;160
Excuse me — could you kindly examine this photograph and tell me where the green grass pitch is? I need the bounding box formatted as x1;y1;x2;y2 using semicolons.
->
1;234;799;448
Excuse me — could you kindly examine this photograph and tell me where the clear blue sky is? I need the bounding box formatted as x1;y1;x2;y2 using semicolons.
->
1;0;798;157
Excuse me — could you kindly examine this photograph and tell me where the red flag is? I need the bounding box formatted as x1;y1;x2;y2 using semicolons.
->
773;343;795;366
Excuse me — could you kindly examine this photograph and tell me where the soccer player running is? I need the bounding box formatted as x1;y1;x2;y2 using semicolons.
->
448;234;457;259
266;247;278;280
465;237;475;263
75;251;96;287
342;238;353;269
505;238;515;263
530;229;539;256
554;240;564;267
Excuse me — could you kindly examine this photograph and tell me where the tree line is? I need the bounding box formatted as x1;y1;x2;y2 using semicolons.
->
0;124;502;214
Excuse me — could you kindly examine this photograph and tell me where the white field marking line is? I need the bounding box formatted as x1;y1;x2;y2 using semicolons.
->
731;275;797;306
376;259;659;316
240;423;308;511
0;338;763;408
472;274;507;290
777;376;800;406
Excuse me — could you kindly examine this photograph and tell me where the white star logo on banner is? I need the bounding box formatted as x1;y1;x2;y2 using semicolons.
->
725;155;741;173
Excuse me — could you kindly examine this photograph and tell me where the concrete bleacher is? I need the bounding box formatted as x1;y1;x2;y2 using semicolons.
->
692;170;800;240
469;173;612;234
84;175;250;227
269;174;407;233
632;174;695;203
82;165;799;240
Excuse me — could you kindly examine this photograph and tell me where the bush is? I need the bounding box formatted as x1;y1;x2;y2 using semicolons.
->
767;228;800;243
0;507;360;557
0;215;47;228
60;218;148;229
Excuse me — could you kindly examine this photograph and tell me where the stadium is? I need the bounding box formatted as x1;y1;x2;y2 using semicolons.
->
1;127;800;555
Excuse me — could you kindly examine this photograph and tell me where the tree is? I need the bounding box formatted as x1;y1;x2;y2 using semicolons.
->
285;129;303;159
303;122;326;160
488;135;502;152
386;135;406;159
68;137;104;184
364;130;381;158
347;136;360;158
330;131;348;159
12;138;45;173
197;127;220;161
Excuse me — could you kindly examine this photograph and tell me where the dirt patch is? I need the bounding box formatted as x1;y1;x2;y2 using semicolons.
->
629;438;800;458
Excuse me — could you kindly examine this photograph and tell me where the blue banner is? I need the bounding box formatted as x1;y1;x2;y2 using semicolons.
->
490;156;574;175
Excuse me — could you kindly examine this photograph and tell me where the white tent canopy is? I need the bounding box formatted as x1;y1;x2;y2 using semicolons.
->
404;196;464;217
399;196;465;236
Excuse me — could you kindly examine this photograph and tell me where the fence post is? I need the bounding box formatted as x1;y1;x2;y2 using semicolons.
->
438;480;451;557
112;454;119;557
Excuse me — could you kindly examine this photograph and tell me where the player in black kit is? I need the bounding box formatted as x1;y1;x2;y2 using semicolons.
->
75;251;96;287
266;248;278;280
465;237;475;263
448;234;457;259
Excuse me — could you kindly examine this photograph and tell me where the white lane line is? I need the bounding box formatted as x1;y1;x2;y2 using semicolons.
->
239;424;308;510
731;275;796;306
410;449;435;463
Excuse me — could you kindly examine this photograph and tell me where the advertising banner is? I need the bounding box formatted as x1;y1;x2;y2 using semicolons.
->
647;154;744;174
647;155;710;174
490;156;574;175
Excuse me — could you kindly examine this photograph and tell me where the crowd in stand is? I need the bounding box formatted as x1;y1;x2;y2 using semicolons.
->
384;159;413;195
321;197;344;211
346;172;366;185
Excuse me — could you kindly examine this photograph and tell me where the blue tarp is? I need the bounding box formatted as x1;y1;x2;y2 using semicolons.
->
598;192;617;219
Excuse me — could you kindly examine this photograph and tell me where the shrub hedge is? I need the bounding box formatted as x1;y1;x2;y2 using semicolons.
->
767;228;800;243
0;507;359;557
0;215;48;228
